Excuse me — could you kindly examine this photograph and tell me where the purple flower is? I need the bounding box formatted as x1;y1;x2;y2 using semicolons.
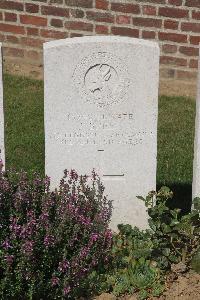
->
105;229;112;240
58;259;69;273
22;240;34;255
79;215;92;226
39;212;49;224
5;255;14;266
63;286;71;295
51;276;60;287
70;169;78;180
90;233;99;242
79;246;90;259
44;176;51;190
2;239;11;250
9;217;22;236
44;235;55;247
0;168;112;298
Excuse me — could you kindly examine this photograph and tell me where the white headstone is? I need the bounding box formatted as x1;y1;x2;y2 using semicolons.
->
193;54;200;200
0;44;5;165
44;36;159;230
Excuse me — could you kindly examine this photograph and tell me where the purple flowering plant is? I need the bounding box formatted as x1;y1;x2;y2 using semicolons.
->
0;161;112;299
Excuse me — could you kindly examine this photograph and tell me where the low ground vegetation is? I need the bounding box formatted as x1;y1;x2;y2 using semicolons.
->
0;168;199;299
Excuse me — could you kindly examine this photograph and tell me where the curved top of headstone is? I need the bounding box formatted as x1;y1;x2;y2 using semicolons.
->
43;35;159;51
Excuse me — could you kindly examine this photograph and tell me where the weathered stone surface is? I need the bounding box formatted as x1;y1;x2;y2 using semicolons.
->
44;36;159;230
0;44;5;165
193;55;200;200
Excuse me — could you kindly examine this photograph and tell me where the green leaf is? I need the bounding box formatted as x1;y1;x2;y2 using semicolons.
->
137;196;146;202
193;197;200;212
162;248;170;257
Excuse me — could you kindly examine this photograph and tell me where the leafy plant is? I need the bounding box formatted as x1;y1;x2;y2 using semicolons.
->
0;163;112;299
139;187;200;269
191;248;200;274
92;225;164;299
110;258;162;298
93;187;199;299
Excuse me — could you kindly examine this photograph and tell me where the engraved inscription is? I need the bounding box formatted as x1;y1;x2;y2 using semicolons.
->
52;131;147;146
84;64;119;104
73;52;130;107
51;112;153;147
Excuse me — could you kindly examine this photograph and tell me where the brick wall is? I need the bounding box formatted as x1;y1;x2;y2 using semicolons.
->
0;0;200;97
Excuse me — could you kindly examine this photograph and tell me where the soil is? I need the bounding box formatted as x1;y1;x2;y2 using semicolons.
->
94;271;200;300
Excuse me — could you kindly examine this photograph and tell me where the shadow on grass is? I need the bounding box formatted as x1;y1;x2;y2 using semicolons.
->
157;183;192;214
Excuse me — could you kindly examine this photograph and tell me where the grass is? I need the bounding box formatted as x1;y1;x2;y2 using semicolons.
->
157;95;195;186
3;74;196;194
4;74;44;177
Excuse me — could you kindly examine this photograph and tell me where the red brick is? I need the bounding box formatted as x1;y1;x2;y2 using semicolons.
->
86;11;114;23
144;0;165;3
164;20;179;30
160;56;187;67
95;24;108;34
27;27;39;36
29;0;47;2
179;46;199;56
40;29;68;39
168;0;183;5
111;27;139;38
190;35;200;45
132;17;162;28
162;44;177;54
111;3;140;14
159;32;187;43
185;0;200;8
192;11;200;20
70;32;83;37
189;59;198;68
142;5;156;16
25;50;42;62
177;70;197;80
3;47;24;58
159;7;188;18
25;3;39;14
4;12;17;22
50;0;63;4
0;34;5;43
21;37;44;48
41;6;69;17
50;18;63;28
65;0;93;8
160;68;175;79
70;9;84;18
142;30;156;39
65;21;93;31
0;23;25;35
6;35;19;44
20;15;47;27
96;0;109;10
116;15;131;25
181;22;200;33
0;1;23;11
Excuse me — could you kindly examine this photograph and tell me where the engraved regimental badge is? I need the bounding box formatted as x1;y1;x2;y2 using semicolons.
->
73;52;130;108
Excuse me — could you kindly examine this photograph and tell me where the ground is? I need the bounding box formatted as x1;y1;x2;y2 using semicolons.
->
94;271;200;300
